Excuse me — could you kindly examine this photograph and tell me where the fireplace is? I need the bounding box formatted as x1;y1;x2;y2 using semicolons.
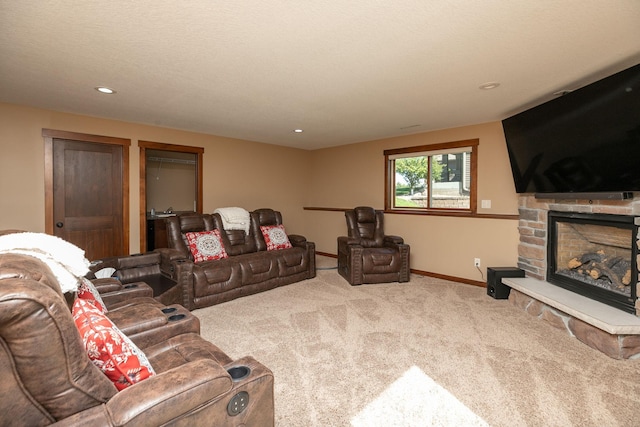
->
508;196;640;359
547;211;638;314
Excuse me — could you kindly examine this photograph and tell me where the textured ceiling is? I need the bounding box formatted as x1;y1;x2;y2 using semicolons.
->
1;1;639;150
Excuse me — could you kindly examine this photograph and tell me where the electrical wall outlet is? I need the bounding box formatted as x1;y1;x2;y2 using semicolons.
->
474;258;481;268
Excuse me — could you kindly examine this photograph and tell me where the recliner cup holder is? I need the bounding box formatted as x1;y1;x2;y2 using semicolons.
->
161;307;177;314
123;284;138;289
227;366;251;381
168;314;186;321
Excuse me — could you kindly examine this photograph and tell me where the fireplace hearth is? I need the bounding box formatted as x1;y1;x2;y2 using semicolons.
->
547;211;638;314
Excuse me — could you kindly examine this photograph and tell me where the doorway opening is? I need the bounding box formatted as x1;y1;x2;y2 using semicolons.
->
139;141;204;251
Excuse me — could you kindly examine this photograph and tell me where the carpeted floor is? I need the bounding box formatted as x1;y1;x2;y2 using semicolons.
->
195;256;640;426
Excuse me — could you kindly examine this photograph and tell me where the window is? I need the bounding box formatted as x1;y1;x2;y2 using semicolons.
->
384;139;478;213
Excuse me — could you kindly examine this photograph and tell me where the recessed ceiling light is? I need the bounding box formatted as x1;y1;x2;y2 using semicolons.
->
95;86;116;94
293;129;304;133
479;82;500;90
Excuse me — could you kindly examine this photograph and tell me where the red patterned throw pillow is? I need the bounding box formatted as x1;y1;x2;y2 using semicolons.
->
260;225;292;250
77;277;107;313
184;229;229;262
72;298;155;390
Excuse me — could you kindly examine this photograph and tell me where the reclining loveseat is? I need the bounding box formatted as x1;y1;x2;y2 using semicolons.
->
0;252;275;426
0;230;197;349
157;208;316;310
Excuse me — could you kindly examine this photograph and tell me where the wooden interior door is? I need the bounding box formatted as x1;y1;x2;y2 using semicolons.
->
44;129;130;260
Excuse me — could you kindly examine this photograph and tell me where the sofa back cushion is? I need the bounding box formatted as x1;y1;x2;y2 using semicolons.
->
184;229;229;262
260;225;292;251
346;206;385;247
251;209;286;252
212;213;257;256
114;252;163;282
165;213;221;260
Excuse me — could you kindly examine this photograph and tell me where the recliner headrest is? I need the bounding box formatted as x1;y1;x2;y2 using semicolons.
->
253;209;278;225
354;206;376;223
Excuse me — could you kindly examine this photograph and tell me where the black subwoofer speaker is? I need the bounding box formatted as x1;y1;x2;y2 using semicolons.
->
487;267;525;299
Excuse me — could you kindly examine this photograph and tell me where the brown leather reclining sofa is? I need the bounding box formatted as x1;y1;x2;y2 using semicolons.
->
0;252;274;426
157;208;316;310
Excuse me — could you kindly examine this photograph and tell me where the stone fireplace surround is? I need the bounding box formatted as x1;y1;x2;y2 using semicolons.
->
504;195;640;359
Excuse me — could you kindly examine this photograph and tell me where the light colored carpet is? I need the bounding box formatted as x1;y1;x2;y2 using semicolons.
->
195;256;640;426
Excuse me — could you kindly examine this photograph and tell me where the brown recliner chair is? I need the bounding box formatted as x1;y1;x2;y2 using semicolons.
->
337;206;410;285
0;253;274;426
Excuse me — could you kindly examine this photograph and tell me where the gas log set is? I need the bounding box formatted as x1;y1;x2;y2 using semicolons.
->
563;250;632;292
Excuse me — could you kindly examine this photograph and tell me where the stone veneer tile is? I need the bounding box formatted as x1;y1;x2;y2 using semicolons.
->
527;271;545;281
518;226;534;236
519;221;545;230
518;208;541;221
518;244;545;261
540;308;568;331
525;299;544;317
508;289;532;310
520;235;546;247
568;317;622;359
521;196;549;210
621;335;640;359
533;228;546;238
529;258;545;268
592;206;632;215
549;203;593;213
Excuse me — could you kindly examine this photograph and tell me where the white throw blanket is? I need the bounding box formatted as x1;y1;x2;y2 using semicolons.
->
214;207;251;234
0;232;90;294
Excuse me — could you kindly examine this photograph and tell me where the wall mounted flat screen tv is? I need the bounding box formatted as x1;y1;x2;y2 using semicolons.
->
502;63;640;195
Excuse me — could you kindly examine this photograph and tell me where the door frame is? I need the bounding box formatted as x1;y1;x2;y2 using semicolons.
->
43;129;130;253
138;140;204;252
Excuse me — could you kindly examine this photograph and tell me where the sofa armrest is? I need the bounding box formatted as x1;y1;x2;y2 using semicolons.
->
91;277;122;293
288;234;306;247
339;240;364;285
337;236;361;250
383;235;405;248
110;359;232;426
51;360;232;427
99;282;154;307
156;248;189;278
171;259;196;310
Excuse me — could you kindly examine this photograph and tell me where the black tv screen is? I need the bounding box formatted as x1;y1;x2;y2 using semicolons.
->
502;63;640;194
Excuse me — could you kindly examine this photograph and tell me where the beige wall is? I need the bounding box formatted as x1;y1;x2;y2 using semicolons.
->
1;102;520;282
303;122;521;281
0;103;311;253
146;158;197;213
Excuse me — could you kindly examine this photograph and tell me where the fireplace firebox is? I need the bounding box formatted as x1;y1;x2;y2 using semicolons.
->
547;211;638;314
